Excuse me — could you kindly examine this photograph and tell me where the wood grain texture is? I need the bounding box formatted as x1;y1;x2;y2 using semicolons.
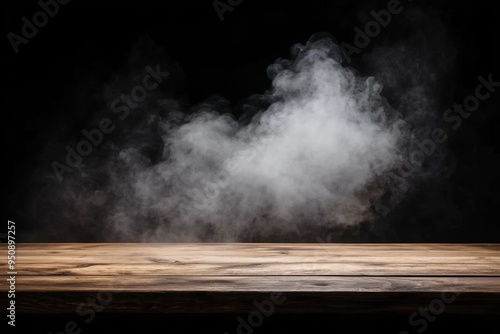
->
1;243;499;315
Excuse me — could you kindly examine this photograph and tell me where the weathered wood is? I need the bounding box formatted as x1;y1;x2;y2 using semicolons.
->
7;243;500;276
1;243;499;315
15;276;500;292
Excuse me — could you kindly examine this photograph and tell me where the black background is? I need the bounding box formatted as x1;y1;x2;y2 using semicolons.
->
2;0;499;242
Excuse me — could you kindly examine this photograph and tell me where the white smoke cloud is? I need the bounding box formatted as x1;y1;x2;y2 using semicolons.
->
94;37;408;242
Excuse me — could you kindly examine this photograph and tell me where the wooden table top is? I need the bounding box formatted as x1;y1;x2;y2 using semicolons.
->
2;243;499;315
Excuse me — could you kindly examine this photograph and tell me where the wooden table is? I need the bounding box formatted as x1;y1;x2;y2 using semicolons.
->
2;243;499;316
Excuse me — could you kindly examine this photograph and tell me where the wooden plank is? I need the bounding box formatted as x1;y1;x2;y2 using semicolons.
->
15;275;500;292
1;243;499;315
3;243;500;276
8;262;500;276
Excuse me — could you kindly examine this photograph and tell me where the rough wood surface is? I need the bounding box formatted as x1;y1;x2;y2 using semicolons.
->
1;243;499;315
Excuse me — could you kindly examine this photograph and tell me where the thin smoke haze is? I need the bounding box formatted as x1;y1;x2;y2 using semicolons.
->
26;26;449;242
112;37;407;241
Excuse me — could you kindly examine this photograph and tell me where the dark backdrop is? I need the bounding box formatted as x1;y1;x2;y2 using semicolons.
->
2;0;499;242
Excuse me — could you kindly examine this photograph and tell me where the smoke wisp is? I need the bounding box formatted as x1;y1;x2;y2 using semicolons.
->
28;35;431;242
